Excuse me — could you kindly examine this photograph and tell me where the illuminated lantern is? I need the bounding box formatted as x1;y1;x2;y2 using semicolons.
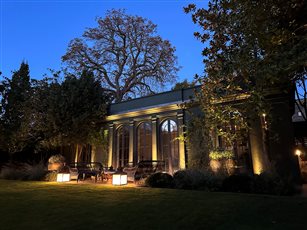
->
57;173;70;182
112;171;127;185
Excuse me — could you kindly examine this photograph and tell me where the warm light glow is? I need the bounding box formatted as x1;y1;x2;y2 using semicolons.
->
209;160;221;173
112;173;128;185
106;104;180;121
295;149;302;156
251;149;265;175
57;173;70;182
262;113;266;117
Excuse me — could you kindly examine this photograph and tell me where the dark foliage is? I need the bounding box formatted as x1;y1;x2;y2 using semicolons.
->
173;169;225;191
172;79;195;90
0;162;47;181
301;172;307;184
252;173;296;196
171;170;297;195
0;62;32;154
0;151;9;168
45;70;109;146
222;174;253;193
145;172;174;188
173;170;194;189
0;63;109;163
173;169;206;190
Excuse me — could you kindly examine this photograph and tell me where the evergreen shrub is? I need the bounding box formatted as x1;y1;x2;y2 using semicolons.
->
222;174;253;193
173;169;225;191
145;172;174;188
173;169;206;190
252;173;295;195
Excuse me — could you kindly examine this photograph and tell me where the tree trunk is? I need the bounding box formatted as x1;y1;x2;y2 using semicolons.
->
249;115;271;174
267;90;301;184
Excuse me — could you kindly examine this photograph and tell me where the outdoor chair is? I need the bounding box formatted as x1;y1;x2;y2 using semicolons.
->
68;162;103;182
69;168;79;182
123;160;165;183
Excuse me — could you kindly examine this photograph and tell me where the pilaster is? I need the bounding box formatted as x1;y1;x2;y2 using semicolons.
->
108;123;114;168
129;120;134;164
152;116;158;161
177;112;186;169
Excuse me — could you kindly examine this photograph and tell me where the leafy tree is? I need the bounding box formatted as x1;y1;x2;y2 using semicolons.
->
62;9;179;102
185;0;307;120
0;63;109;163
185;0;306;179
172;79;195;90
0;62;33;154
44;71;109;160
186;117;210;169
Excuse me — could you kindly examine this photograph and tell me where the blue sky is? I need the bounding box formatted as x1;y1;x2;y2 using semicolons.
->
0;0;208;89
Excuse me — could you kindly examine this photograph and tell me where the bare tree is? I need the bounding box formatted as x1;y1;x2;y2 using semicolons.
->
62;9;179;102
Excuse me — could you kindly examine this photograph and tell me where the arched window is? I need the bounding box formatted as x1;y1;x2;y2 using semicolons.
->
159;119;179;173
116;125;129;168
137;122;152;162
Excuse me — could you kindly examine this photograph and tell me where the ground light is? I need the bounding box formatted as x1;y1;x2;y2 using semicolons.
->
57;173;70;182
112;170;128;185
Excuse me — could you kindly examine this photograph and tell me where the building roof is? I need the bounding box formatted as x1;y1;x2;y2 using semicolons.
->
107;86;200;116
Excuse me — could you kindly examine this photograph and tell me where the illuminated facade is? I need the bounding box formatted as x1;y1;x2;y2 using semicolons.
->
101;86;301;179
105;87;197;174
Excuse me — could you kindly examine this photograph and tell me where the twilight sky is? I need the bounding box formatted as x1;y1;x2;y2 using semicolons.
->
0;0;208;89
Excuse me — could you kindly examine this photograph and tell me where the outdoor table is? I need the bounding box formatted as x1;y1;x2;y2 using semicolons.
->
103;171;115;181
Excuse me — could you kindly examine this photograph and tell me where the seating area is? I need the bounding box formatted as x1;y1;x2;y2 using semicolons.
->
68;162;103;182
56;161;165;184
123;160;166;182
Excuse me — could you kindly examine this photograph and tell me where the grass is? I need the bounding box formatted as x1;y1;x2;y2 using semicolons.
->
0;180;306;230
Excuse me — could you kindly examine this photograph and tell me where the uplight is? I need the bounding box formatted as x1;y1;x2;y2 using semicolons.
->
112;171;128;186
295;149;302;157
57;173;70;182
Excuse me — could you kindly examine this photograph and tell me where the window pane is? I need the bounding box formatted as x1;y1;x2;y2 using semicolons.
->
159;119;179;174
116;125;129;168
137;122;152;162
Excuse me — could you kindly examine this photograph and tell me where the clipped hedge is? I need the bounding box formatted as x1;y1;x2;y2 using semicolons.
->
252;172;295;195
222;174;253;193
170;169;296;196
145;172;174;188
173;169;225;191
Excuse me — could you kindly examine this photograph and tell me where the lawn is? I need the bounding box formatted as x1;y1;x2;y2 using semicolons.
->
0;180;306;230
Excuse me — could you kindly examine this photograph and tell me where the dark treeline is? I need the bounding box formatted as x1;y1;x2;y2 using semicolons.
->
0;62;110;165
